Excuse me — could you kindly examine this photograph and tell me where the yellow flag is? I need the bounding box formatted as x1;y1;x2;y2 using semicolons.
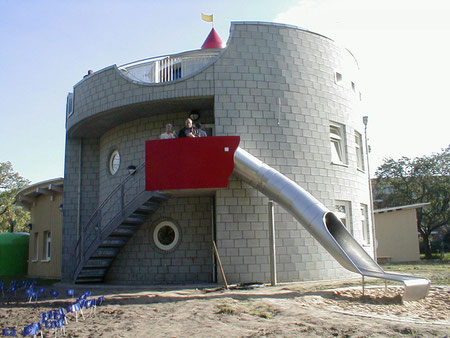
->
201;13;213;22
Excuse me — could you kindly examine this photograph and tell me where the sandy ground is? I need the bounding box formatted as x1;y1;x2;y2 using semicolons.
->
0;280;448;337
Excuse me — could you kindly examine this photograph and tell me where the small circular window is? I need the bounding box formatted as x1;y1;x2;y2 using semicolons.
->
109;150;120;175
153;221;180;251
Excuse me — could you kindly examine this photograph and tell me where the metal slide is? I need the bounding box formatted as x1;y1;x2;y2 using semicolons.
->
233;147;430;301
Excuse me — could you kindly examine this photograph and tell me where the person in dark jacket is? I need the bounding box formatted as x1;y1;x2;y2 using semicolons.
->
178;118;200;138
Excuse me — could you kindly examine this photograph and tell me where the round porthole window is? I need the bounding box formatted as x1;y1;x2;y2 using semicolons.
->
153;221;180;251
109;150;120;175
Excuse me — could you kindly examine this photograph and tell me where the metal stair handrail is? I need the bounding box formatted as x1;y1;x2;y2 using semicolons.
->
73;162;146;280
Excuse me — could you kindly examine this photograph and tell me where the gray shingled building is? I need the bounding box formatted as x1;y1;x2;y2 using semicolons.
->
63;21;373;285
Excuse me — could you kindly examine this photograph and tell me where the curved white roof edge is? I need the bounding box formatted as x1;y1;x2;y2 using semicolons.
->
17;177;64;197
374;202;431;214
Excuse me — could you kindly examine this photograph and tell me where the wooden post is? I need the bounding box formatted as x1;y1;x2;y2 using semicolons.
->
362;275;365;296
212;240;228;289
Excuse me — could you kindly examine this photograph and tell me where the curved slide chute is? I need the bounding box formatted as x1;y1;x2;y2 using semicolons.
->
233;147;430;301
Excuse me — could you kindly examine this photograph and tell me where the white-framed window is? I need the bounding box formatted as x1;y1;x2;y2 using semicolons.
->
330;122;347;165
33;233;39;262
109;149;120;175
360;204;370;244
42;231;51;261
335;72;343;83
335;200;352;234
152;221;181;252
355;131;364;171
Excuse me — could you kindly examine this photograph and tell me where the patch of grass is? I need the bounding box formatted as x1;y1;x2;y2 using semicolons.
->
380;260;449;285
420;252;450;261
249;309;272;319
242;301;279;319
216;305;238;315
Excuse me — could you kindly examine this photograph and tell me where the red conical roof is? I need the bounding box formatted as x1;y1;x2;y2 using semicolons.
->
201;28;224;49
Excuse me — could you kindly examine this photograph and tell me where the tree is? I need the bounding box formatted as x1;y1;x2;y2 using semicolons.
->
373;146;450;259
0;162;30;232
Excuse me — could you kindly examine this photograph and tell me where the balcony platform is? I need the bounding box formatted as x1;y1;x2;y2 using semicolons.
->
145;136;240;191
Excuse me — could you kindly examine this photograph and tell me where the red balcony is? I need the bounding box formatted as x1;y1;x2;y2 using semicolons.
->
145;136;240;191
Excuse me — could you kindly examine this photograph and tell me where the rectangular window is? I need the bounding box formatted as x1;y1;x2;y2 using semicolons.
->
360;204;370;244
335;200;352;234
33;233;39;261
355;131;364;171
330;122;347;165
43;231;51;261
335;72;343;83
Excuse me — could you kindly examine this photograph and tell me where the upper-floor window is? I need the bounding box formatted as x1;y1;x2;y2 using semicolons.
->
335;200;352;234
355;131;364;171
330;123;347;165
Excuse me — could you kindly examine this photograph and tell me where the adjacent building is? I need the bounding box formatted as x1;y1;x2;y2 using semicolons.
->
374;203;429;263
16;178;64;279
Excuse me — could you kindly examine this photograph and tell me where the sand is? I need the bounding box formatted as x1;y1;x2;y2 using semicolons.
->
0;282;448;337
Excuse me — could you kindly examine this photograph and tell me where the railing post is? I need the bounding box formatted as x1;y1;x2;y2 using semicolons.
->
80;218;85;266
98;210;102;238
121;184;125;214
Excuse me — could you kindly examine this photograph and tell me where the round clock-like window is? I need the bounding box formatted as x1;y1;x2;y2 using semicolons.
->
109;150;120;175
153;221;180;251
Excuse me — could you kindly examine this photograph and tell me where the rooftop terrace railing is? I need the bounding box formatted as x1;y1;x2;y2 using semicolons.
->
118;49;220;84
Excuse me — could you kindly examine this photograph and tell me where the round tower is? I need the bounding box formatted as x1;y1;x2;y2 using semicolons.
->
63;22;372;284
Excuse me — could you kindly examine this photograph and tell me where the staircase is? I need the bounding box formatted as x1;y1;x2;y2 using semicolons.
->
73;164;169;283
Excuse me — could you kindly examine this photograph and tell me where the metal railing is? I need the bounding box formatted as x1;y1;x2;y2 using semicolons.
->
118;50;220;84
72;162;147;280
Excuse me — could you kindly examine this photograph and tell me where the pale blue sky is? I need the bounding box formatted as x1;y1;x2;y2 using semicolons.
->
1;0;448;183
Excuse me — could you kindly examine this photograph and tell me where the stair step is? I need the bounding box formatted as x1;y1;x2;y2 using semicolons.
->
137;203;159;213
75;278;103;284
100;238;127;247
122;216;144;225
111;225;137;237
92;247;120;258
84;259;112;268
78;268;107;278
133;210;154;218
149;193;169;202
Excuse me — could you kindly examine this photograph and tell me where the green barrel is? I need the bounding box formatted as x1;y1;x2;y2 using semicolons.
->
0;233;29;276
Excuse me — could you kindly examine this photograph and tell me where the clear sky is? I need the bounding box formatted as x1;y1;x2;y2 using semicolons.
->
1;0;448;184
